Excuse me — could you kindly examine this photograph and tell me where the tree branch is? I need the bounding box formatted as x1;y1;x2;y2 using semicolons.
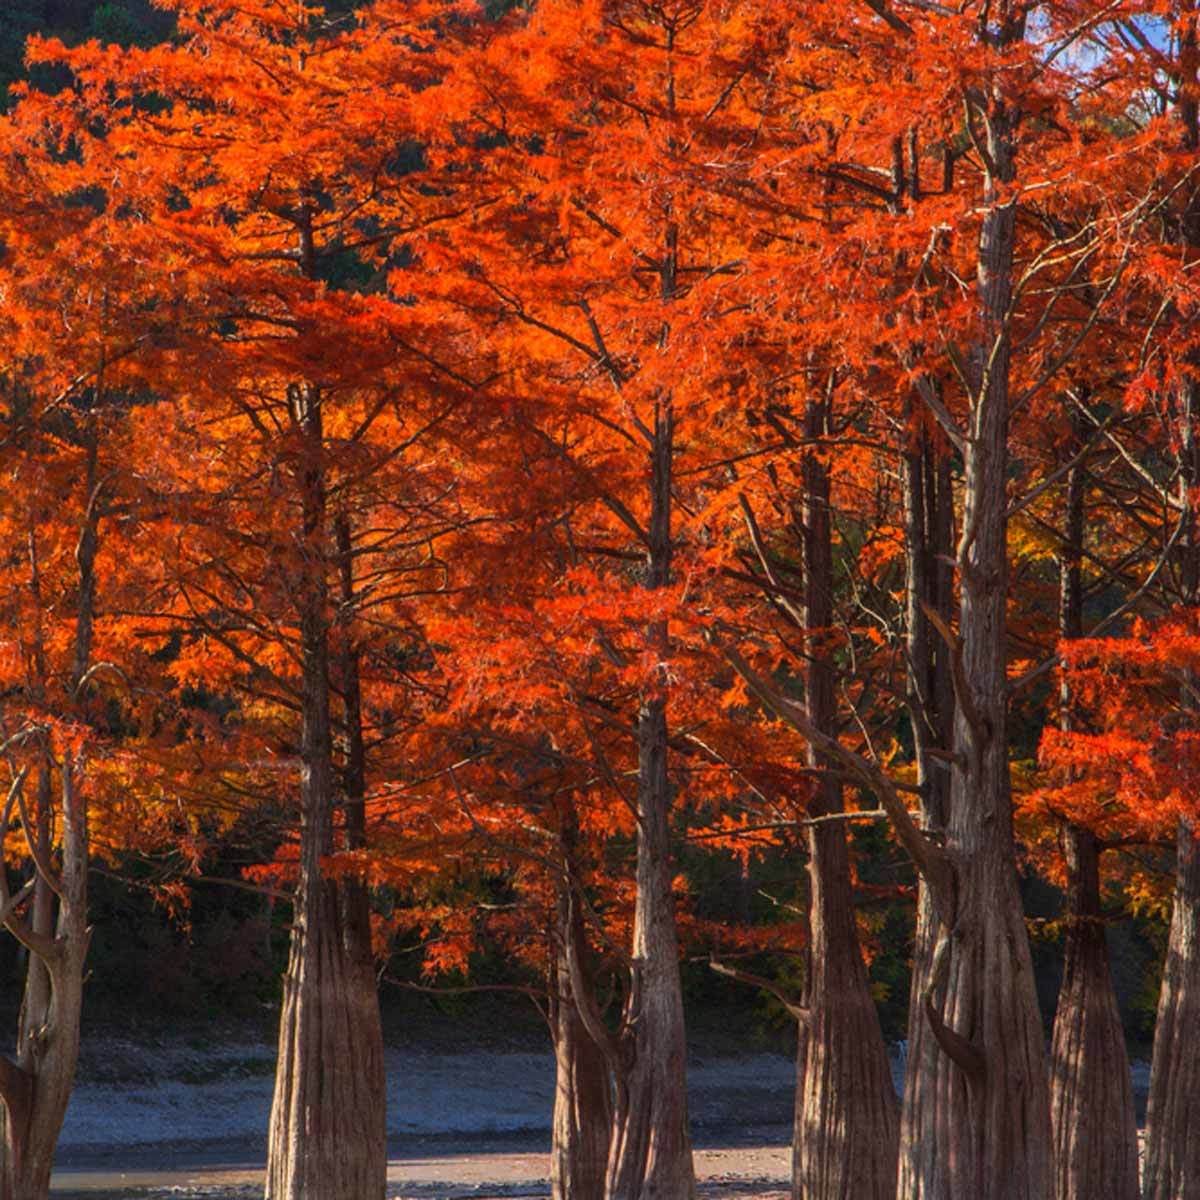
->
714;634;956;924
709;956;809;1022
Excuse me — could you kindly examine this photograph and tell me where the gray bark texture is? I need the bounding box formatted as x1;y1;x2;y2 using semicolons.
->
792;391;898;1200
0;426;98;1200
265;380;386;1200
1144;824;1200;1200
1142;374;1200;1200
1049;425;1137;1200
0;769;88;1200
923;93;1053;1200
603;405;695;1200
1051;826;1137;1200
552;876;611;1200
1143;45;1200;1200
897;431;954;1200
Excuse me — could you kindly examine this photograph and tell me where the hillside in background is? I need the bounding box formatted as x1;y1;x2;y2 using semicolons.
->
2;2;174;102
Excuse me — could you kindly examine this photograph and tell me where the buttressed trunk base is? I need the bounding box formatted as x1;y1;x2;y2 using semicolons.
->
266;871;386;1200
1143;824;1200;1200
794;389;898;1200
551;884;611;1200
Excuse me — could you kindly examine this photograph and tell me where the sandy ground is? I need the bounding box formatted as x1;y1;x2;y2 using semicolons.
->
47;1038;802;1198
41;1034;1149;1199
51;1142;792;1198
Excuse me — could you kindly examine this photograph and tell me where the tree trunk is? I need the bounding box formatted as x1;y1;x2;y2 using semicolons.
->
926;98;1053;1200
1048;419;1137;1200
1143;33;1200;1199
898;427;955;1200
792;389;898;1200
267;868;386;1200
265;381;386;1200
604;404;695;1200
1;770;89;1200
0;428;99;1200
335;510;384;1004
1050;826;1137;1200
336;510;388;1171
552;874;611;1200
1142;359;1200;1200
1144;823;1200;1200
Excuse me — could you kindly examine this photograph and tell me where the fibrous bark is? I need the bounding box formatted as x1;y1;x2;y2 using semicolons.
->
1051;826;1137;1200
1143;39;1200;1200
1142;366;1200;1200
897;425;955;1200
1048;419;1137;1200
1144;823;1200;1200
924;93;1053;1200
0;768;88;1200
0;425;97;1200
604;405;695;1200
792;390;898;1200
551;872;611;1200
265;377;386;1200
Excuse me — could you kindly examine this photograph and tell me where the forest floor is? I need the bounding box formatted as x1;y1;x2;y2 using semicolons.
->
44;1013;1150;1199
47;1023;807;1198
51;1140;793;1198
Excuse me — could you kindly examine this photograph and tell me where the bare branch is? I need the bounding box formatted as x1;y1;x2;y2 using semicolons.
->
714;634;957;924
709;957;809;1022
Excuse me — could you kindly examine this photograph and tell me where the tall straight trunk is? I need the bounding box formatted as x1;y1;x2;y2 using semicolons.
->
552;863;611;1200
898;427;955;1200
792;390;898;1200
1143;387;1200;1200
335;512;385;1000
1049;425;1137;1200
1144;33;1200;1196
604;107;693;1192
337;511;387;1162
604;403;695;1200
265;377;386;1200
926;96;1053;1200
1144;823;1200;1200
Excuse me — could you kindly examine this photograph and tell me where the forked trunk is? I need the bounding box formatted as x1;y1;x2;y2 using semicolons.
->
0;768;88;1200
1050;826;1137;1200
793;389;897;1200
1049;421;1137;1200
926;99;1052;1200
552;881;611;1200
266;380;386;1200
604;405;694;1200
898;430;954;1200
927;837;1051;1199
0;432;99;1200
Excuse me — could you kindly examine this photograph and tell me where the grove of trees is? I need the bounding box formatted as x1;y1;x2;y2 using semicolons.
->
4;1;1200;1199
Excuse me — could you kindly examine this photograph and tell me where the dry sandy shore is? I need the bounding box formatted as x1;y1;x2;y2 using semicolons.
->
40;1032;1151;1199
46;1037;805;1198
51;1143;791;1198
